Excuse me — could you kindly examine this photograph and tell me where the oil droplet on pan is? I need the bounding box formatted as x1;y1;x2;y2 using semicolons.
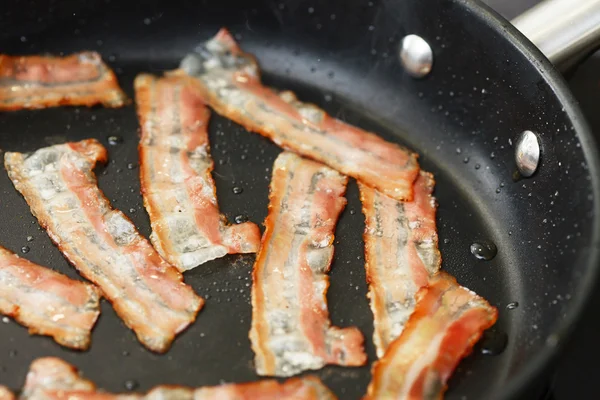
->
480;330;508;356
506;302;519;310
107;135;123;146
234;215;248;224
470;241;497;261
124;380;139;391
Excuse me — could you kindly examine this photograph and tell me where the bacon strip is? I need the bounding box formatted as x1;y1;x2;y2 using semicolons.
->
365;272;498;400
21;357;337;400
22;358;96;400
172;28;420;202
359;172;441;358
4;140;203;353
0;52;127;110
250;152;366;377
135;74;261;271
0;245;100;350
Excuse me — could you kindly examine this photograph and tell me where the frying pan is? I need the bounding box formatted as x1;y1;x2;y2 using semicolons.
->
0;0;599;399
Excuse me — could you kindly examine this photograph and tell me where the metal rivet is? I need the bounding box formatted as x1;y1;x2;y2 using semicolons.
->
515;130;540;177
399;34;433;78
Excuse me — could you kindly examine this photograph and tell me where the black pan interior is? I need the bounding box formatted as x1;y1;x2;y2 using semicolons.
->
0;0;598;399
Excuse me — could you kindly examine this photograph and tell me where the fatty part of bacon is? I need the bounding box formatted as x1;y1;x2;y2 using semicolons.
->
0;52;127;110
173;28;420;202
364;272;498;400
250;152;367;377
21;357;337;400
21;357;96;400
0;246;100;350
135;74;261;271
359;172;441;358
0;387;13;400
4;140;204;353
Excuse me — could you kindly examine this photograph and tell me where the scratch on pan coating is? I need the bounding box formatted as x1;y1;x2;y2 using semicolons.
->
172;28;420;202
359;171;441;358
250;152;367;377
0;246;100;350
4;140;203;353
0;52;127;110
135;74;261;271
364;272;498;400
21;357;337;400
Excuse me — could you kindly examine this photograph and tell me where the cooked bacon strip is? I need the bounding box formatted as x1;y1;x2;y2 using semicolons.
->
21;358;336;400
0;246;100;350
250;152;366;377
4;140;203;353
365;272;498;400
0;386;14;400
22;358;96;400
172;29;420;202
135;74;261;271
0;52;127;110
359;172;441;358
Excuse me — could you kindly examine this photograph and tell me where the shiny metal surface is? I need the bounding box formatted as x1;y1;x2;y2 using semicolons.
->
515;130;541;177
511;0;600;68
399;34;433;78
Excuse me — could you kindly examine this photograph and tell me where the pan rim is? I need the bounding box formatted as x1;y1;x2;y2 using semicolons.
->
458;0;600;398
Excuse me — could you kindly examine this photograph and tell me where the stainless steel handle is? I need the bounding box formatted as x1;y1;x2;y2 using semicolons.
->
511;0;600;69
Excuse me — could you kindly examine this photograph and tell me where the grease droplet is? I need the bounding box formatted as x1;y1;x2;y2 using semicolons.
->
21;246;30;254
506;302;519;310
234;215;248;224
470;241;497;260
124;380;138;391
127;163;137;170
26;236;34;242
107;135;123;146
232;187;243;195
480;330;508;356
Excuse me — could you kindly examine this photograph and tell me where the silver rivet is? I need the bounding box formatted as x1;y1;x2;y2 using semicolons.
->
399;34;433;78
515;130;540;177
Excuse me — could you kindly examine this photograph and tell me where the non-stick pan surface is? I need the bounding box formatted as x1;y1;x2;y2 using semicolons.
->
0;0;598;399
